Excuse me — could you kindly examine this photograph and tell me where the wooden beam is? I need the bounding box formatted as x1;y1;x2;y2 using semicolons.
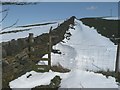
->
40;58;49;61
30;56;49;61
34;65;50;72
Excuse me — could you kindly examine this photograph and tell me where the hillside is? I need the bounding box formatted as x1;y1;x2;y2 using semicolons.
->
80;17;119;44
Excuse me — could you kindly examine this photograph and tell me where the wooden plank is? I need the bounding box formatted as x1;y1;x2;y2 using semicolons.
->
36;65;50;68
34;65;50;72
30;57;49;61
40;58;49;61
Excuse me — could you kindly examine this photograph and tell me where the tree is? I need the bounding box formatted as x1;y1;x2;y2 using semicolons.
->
0;8;19;32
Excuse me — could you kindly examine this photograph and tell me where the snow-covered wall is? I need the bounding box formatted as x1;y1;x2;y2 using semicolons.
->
51;19;117;72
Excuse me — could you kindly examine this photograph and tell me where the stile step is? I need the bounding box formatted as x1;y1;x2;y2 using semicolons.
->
30;57;49;61
33;65;50;72
40;58;49;61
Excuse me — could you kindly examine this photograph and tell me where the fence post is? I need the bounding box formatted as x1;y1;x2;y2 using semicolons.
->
115;15;120;77
48;27;52;68
48;27;59;69
28;33;34;58
115;43;120;73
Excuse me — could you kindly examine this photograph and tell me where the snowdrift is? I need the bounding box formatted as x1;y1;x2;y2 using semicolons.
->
51;19;117;72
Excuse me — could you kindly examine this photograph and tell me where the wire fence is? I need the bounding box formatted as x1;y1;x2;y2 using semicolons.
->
53;43;117;72
73;45;117;72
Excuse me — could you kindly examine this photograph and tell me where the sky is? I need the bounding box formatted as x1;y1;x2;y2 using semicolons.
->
2;2;118;27
0;0;119;2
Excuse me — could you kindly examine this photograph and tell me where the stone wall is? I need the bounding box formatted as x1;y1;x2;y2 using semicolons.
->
2;16;76;88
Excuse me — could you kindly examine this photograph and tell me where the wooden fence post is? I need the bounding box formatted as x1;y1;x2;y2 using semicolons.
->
48;27;52;68
48;27;59;69
115;22;120;74
28;33;34;58
115;43;120;73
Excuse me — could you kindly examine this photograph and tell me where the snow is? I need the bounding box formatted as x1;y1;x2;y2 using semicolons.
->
9;70;118;88
60;70;118;88
52;43;77;69
9;19;118;88
10;70;59;88
119;84;120;90
1;20;63;43
37;61;48;65
51;19;117;71
103;17;119;20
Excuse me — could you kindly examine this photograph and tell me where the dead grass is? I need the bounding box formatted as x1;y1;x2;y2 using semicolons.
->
51;63;70;73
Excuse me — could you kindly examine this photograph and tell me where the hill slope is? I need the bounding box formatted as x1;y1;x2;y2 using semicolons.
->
80;17;119;44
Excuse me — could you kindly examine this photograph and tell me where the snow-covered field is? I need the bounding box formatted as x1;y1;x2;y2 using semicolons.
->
103;17;119;20
1;20;63;43
9;19;118;88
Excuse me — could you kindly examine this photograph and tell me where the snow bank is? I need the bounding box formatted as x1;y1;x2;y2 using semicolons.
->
60;69;118;88
103;17;119;20
9;70;118;88
9;70;61;88
51;19;117;71
51;43;77;69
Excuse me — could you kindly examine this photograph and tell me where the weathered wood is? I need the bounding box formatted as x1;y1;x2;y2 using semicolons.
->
36;65;50;67
28;33;34;58
33;65;50;72
40;58;49;61
115;43;120;73
30;27;53;72
48;27;52;68
30;57;49;61
48;27;59;69
115;23;120;73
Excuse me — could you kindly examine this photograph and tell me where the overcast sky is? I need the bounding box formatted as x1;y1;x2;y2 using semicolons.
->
2;2;118;27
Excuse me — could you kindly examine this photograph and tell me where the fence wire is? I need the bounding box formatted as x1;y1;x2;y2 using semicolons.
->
53;43;117;72
74;45;117;72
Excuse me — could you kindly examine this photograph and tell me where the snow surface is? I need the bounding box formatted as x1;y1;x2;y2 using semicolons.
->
9;70;118;88
51;19;117;71
103;17;119;20
9;19;118;88
1;20;63;43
